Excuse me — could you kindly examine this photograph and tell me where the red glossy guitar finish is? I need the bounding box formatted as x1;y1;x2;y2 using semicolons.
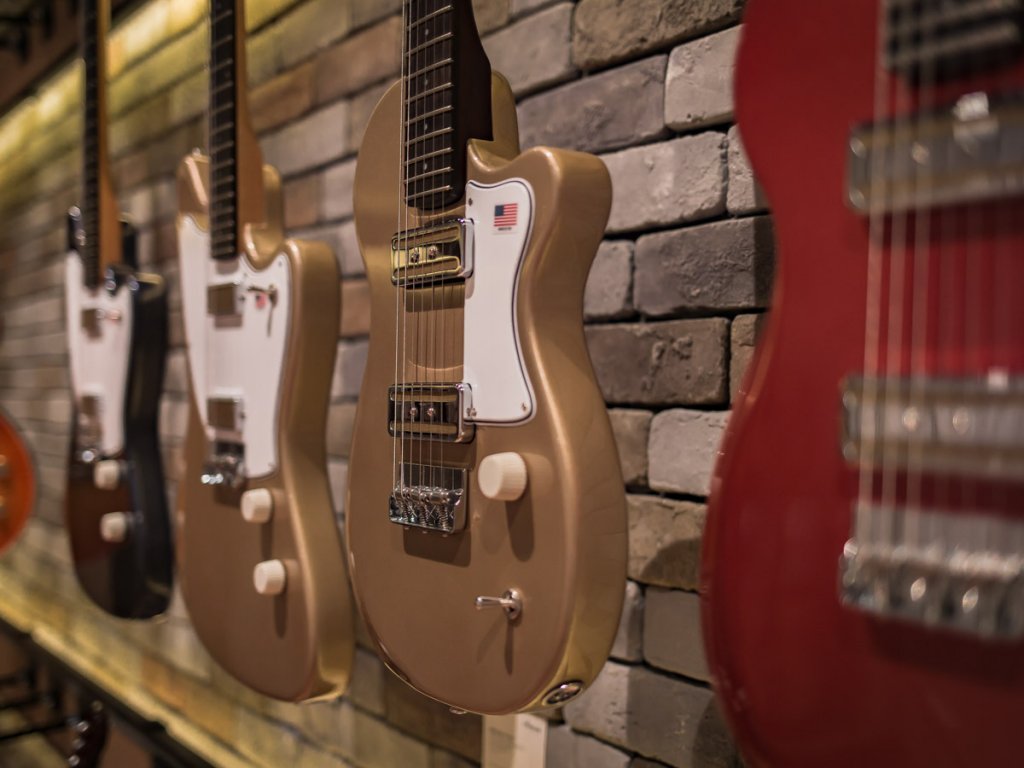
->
702;2;1024;766
0;407;35;553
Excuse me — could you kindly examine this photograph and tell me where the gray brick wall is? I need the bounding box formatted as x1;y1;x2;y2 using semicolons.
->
0;0;771;765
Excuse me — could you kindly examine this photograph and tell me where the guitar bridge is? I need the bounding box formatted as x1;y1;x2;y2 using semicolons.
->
388;384;474;443
389;463;467;533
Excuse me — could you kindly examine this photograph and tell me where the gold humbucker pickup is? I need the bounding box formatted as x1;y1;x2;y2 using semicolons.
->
391;219;473;286
388;384;474;443
847;93;1024;214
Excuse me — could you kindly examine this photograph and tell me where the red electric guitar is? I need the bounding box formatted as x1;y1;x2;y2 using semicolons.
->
702;2;1024;766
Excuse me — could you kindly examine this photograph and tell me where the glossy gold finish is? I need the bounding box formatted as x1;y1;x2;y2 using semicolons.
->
175;154;352;701
347;74;627;714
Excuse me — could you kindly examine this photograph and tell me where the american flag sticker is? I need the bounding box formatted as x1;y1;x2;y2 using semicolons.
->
493;202;518;230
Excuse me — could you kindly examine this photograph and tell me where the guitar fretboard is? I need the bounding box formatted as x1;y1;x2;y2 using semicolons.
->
210;0;239;260
402;0;492;210
81;0;102;287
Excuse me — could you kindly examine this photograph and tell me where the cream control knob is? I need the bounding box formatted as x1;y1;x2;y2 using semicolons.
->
99;512;129;543
478;452;528;501
253;560;287;596
241;488;274;524
93;460;122;490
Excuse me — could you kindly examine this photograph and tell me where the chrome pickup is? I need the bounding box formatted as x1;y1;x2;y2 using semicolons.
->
389;463;467;533
840;504;1024;640
75;394;102;462
208;281;244;317
841;374;1024;481
388;384;474;443
391;219;474;286
847;92;1024;213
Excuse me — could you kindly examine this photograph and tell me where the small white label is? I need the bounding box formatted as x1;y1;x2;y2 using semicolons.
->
482;714;548;768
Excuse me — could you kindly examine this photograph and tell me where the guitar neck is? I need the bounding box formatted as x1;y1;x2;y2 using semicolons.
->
81;0;120;287
402;0;493;212
209;0;264;260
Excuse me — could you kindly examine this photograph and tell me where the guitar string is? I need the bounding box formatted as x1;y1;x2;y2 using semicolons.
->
395;0;409;505
856;0;895;592
904;0;939;596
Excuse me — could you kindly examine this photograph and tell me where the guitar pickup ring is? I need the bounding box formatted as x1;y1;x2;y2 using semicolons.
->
391;219;474;286
388;384;474;443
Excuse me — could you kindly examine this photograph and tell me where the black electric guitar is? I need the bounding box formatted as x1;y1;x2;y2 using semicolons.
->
64;0;172;618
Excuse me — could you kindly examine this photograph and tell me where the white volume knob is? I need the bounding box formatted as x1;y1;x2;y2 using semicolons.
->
241;488;274;524
478;452;528;501
99;512;129;543
253;560;287;596
93;460;122;490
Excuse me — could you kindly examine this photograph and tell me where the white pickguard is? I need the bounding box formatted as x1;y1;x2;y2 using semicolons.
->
177;216;291;478
463;179;535;424
65;253;133;457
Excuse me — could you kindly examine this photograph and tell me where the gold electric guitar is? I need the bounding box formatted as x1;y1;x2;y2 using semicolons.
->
347;0;627;714
174;0;352;701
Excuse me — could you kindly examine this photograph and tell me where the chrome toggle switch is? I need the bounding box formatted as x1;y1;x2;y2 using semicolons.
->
475;588;522;620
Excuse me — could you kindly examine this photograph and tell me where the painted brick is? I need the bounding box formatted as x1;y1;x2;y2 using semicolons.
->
294;221;363;277
348;646;386;716
328;458;348;517
332;339;368;400
250;62;315;134
262;101;349;177
586;319;729;406
573;0;744;70
350;0;402;30
727;125;768;215
609;409;651;487
109;21;208;118
546;724;631;768
665;26;740;130
603;134;726;234
519;56;666;155
274;0;352;71
284;173;322;229
610;580;644;662
382;673;483;761
564;662;737;766
347;81;390;153
644;587;709;682
483;4;576;96
648;409;730;496
322;158;357;221
584;240;633;321
628;494;705;590
163;350;189;396
730;313;765;402
429;749;477;768
474;0;511;33
315;17;402;103
633;217;775;317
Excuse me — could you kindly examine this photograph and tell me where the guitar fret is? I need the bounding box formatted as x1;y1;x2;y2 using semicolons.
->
407;57;453;80
406;31;453;58
406;184;454;200
404;146;452;165
408;4;453;30
405;82;453;103
405;104;452;125
406;165;454;185
211;57;235;73
405;126;453;145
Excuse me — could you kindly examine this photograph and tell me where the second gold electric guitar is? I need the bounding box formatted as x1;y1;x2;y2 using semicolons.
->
347;0;627;714
174;0;352;701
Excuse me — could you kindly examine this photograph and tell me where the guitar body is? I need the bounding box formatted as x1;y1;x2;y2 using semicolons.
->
65;226;172;619
702;2;1024;766
348;74;627;714
176;154;352;701
0;407;35;552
